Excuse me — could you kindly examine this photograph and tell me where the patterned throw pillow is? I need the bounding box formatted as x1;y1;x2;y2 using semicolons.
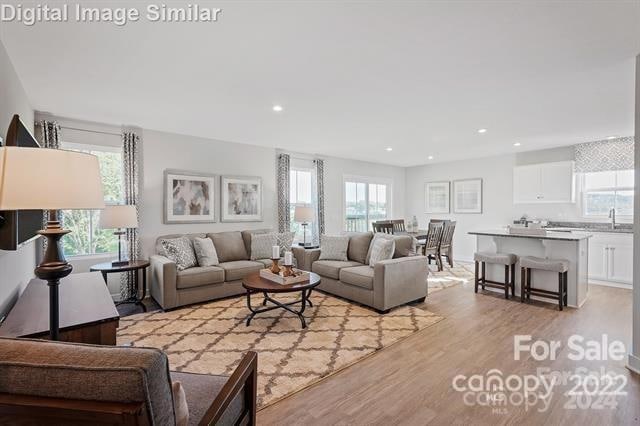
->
161;237;197;271
368;237;395;267
318;235;350;261
193;237;219;266
276;232;295;257
250;233;277;260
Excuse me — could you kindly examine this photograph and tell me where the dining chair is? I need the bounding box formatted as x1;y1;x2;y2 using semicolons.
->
439;221;456;267
391;219;406;233
420;221;445;271
372;221;394;234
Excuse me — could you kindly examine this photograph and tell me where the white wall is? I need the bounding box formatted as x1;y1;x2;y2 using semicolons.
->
406;154;516;262
138;130;406;256
405;146;592;262
0;38;36;318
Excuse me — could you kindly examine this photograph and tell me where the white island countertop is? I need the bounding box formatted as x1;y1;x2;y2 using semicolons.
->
469;229;592;241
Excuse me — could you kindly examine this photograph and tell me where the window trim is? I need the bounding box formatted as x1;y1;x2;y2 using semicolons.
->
342;175;393;232
580;172;634;219
62;141;124;258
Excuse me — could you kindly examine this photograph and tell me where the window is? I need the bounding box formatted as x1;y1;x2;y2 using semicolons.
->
344;178;391;232
289;168;313;242
583;170;634;218
61;142;124;256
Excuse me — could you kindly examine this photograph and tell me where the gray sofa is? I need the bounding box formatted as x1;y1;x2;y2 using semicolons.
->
292;232;429;313
150;229;279;310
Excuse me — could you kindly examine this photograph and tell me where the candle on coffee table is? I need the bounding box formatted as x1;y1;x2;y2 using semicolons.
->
272;245;280;259
284;251;293;265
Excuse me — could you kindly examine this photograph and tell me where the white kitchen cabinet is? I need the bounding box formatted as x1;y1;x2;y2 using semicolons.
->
588;232;633;285
513;161;575;204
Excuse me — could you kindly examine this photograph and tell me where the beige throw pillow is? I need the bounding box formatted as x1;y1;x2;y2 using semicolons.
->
368;237;395;267
319;235;350;261
250;233;277;260
172;381;189;426
193;237;219;266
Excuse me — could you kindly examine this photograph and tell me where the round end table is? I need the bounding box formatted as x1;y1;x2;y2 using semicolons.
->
242;271;321;328
90;260;150;312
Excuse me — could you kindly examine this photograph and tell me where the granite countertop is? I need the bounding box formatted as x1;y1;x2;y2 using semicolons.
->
545;221;633;234
469;229;592;241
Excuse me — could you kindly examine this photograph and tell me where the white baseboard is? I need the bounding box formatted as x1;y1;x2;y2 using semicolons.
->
588;280;632;289
627;353;640;375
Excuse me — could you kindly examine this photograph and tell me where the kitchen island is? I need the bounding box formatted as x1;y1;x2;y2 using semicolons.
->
469;229;592;308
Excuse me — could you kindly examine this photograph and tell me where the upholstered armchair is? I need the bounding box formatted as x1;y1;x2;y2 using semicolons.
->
0;338;257;426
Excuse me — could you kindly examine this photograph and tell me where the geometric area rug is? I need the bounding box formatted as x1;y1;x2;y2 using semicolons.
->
117;291;443;408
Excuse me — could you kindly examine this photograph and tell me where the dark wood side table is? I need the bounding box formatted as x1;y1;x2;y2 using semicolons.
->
242;272;321;329
90;260;150;312
0;272;119;345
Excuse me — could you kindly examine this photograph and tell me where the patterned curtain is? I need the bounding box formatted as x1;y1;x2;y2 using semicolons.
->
313;159;325;244
277;153;291;233
120;131;141;301
575;137;634;172
35;120;62;251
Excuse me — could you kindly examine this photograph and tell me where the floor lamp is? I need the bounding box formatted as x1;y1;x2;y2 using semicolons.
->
0;147;105;340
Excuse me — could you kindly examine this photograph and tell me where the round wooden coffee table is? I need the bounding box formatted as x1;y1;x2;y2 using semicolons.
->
242;271;321;329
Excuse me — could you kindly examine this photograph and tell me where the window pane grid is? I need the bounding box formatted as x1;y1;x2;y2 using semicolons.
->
345;180;389;232
583;170;634;217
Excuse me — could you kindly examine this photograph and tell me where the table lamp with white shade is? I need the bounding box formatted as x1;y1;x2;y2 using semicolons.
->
100;204;138;266
294;205;314;247
0;146;105;340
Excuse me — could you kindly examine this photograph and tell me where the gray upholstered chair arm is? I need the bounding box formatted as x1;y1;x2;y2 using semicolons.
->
291;246;307;270
296;248;321;271
149;255;178;310
373;256;429;311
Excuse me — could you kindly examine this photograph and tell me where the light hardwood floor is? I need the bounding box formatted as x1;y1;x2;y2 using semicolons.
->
258;280;640;425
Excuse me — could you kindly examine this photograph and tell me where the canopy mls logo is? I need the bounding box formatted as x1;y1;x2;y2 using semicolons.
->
0;3;222;26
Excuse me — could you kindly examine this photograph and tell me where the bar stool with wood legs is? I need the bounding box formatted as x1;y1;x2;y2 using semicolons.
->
520;256;569;311
473;252;517;299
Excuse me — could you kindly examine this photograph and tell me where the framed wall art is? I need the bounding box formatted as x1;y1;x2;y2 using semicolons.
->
425;181;450;213
452;178;483;214
221;175;263;222
164;169;216;224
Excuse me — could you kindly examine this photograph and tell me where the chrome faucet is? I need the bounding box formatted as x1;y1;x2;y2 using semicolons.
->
608;207;616;230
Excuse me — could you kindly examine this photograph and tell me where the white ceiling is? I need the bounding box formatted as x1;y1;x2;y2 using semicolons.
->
1;0;639;167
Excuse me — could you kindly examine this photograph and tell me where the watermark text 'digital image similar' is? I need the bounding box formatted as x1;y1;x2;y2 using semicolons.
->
1;3;222;26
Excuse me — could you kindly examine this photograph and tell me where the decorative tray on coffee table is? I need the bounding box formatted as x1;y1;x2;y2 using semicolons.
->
259;268;310;285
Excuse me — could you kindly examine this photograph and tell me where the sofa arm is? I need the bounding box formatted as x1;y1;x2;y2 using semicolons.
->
373;256;429;311
149;255;178;310
293;247;321;271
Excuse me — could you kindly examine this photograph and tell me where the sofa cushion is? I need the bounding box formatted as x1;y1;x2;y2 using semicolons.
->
346;232;373;264
171;371;245;426
161;237;198;271
339;265;375;290
0;338;175;426
193;237;219;267
366;234;416;263
312;260;363;280
218;260;264;281
208;232;249;263
241;229;272;258
368;237;395;267
318;235;350;261
249;233;277;260
177;266;225;289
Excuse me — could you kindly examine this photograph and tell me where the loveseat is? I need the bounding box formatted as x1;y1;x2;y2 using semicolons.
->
292;232;429;313
150;229;282;310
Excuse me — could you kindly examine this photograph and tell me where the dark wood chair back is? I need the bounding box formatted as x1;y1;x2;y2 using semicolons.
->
440;221;456;249
372;221;394;234
424;221;444;251
391;219;406;233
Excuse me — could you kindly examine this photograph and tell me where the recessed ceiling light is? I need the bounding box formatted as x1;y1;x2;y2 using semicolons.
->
428;155;434;160
606;135;617;140
477;128;487;134
272;105;283;112
513;142;521;147
385;147;393;152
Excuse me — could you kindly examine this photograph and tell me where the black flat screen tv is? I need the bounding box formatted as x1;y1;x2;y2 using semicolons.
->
0;114;43;250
